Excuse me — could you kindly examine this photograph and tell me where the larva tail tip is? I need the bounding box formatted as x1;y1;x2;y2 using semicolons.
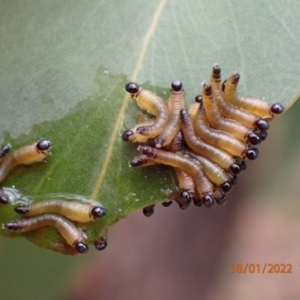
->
171;80;183;92
94;240;107;251
91;206;106;219
125;82;139;94
245;148;259;160
271;103;285;115
75;242;89;254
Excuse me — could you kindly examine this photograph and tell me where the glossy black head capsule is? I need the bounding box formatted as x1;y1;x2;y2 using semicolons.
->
37;139;52;151
245;148;259;160
271;103;284;115
202;195;214;208
0;144;11;158
0;194;9;204
255;119;270;131
171;80;183;92
75;242;89;254
94;239;107;251
247;133;261;145
216;193;227;205
125;82;139;94
212;64;221;75
194;95;202;103
14;205;29;214
143;204;155;217
230;163;242;175
221;182;233;193
162;200;173;207
121;130;134;141
178;190;192;209
91;206;106;219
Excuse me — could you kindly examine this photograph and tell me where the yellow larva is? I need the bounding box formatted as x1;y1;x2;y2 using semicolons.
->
125;82;169;138
154;81;186;148
0;139;52;185
201;82;261;145
14;200;106;223
3;214;88;254
139;146;215;207
193;102;259;160
210;64;270;131
223;72;285;118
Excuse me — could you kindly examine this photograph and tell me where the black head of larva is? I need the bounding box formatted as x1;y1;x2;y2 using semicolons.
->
171;80;183;92
255;119;270;131
14;205;30;214
179;190;192;208
245;148;259;160
260;130;268;141
247;133;261;145
125;82;139;94
37;139;52;151
230;163;242;175
0;144;11;155
271;103;285;115
94;239;107;251
212;64;221;75
121;130;134;141
75;242;89;254
221;182;233;193
194;95;202;103
162;200;173;207
0;194;9;204
202;194;214;208
91;206;106;219
143;204;155;217
216;193;227;205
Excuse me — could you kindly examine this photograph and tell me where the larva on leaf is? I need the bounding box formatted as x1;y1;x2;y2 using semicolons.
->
3;214;89;254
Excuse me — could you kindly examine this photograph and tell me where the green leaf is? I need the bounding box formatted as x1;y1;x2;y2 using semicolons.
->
0;0;299;254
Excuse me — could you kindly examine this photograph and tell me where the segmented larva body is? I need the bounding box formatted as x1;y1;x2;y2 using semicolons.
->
180;108;240;173
15;200;106;223
139;146;215;207
224;73;285;119
3;214;88;254
193;102;259;160
202;82;261;145
125;83;169;138
210;65;270;131
0;139;52;184
154;81;186;148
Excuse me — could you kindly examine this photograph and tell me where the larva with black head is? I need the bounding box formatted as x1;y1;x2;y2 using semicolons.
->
125;82;169;138
223;72;285;118
154;80;186;148
94;234;108;251
210;65;270;131
0;139;52;185
0;144;11;160
202;82;261;146
180;108;243;174
14;200;106;223
170;130;233;193
139;146;215;208
122;120;155;143
193;101;259;160
3;214;88;254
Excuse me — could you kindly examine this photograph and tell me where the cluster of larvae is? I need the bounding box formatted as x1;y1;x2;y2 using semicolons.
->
0;140;107;254
122;64;284;216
